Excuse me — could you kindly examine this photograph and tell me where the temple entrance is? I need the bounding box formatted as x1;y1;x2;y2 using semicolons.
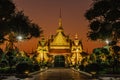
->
54;55;65;67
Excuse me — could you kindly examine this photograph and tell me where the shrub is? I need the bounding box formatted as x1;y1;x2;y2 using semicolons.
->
16;62;30;74
33;64;40;71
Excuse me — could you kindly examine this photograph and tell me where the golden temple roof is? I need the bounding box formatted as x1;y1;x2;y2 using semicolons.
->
50;9;70;47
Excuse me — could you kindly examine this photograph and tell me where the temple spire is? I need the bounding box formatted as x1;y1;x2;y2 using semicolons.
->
57;8;63;33
59;8;62;27
75;33;78;40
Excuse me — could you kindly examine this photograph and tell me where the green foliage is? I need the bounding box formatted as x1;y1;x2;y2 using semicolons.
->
86;63;100;72
0;60;8;68
33;64;40;71
0;67;9;74
80;46;120;74
16;62;40;74
16;62;30;74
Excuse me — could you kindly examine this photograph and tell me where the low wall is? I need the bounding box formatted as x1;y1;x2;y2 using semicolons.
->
71;68;120;80
71;68;92;77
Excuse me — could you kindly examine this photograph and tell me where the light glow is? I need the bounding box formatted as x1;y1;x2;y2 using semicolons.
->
17;35;23;41
105;39;109;45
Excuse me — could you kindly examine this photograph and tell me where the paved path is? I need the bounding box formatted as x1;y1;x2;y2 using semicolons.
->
3;68;120;80
24;68;91;80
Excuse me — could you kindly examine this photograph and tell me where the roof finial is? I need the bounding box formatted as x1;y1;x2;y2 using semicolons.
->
75;33;78;39
59;8;62;27
60;8;62;18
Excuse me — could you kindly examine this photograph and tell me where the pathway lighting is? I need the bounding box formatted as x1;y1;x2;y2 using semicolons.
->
24;70;29;74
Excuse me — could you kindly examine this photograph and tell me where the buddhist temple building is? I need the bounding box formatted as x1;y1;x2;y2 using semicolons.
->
36;10;85;67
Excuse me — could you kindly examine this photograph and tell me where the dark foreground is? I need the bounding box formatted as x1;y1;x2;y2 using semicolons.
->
3;68;91;80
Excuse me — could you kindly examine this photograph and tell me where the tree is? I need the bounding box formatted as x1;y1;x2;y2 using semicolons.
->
91;48;110;65
85;0;120;44
0;48;3;58
0;0;42;44
0;0;15;21
6;50;15;70
0;0;15;43
10;11;42;39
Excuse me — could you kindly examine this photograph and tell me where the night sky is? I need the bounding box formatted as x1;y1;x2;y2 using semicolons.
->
8;0;105;53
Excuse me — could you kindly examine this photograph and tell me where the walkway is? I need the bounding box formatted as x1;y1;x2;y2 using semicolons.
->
3;68;91;80
25;68;91;80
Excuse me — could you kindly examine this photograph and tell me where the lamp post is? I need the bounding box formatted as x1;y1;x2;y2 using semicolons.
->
16;35;23;41
105;39;109;45
16;35;23;51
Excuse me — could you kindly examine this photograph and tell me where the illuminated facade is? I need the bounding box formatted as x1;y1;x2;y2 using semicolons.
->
36;12;84;67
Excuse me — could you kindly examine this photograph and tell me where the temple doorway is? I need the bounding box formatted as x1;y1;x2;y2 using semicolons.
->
54;55;65;67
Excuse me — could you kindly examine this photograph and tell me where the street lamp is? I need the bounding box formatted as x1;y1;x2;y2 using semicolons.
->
16;35;23;41
105;39;109;45
16;35;23;52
